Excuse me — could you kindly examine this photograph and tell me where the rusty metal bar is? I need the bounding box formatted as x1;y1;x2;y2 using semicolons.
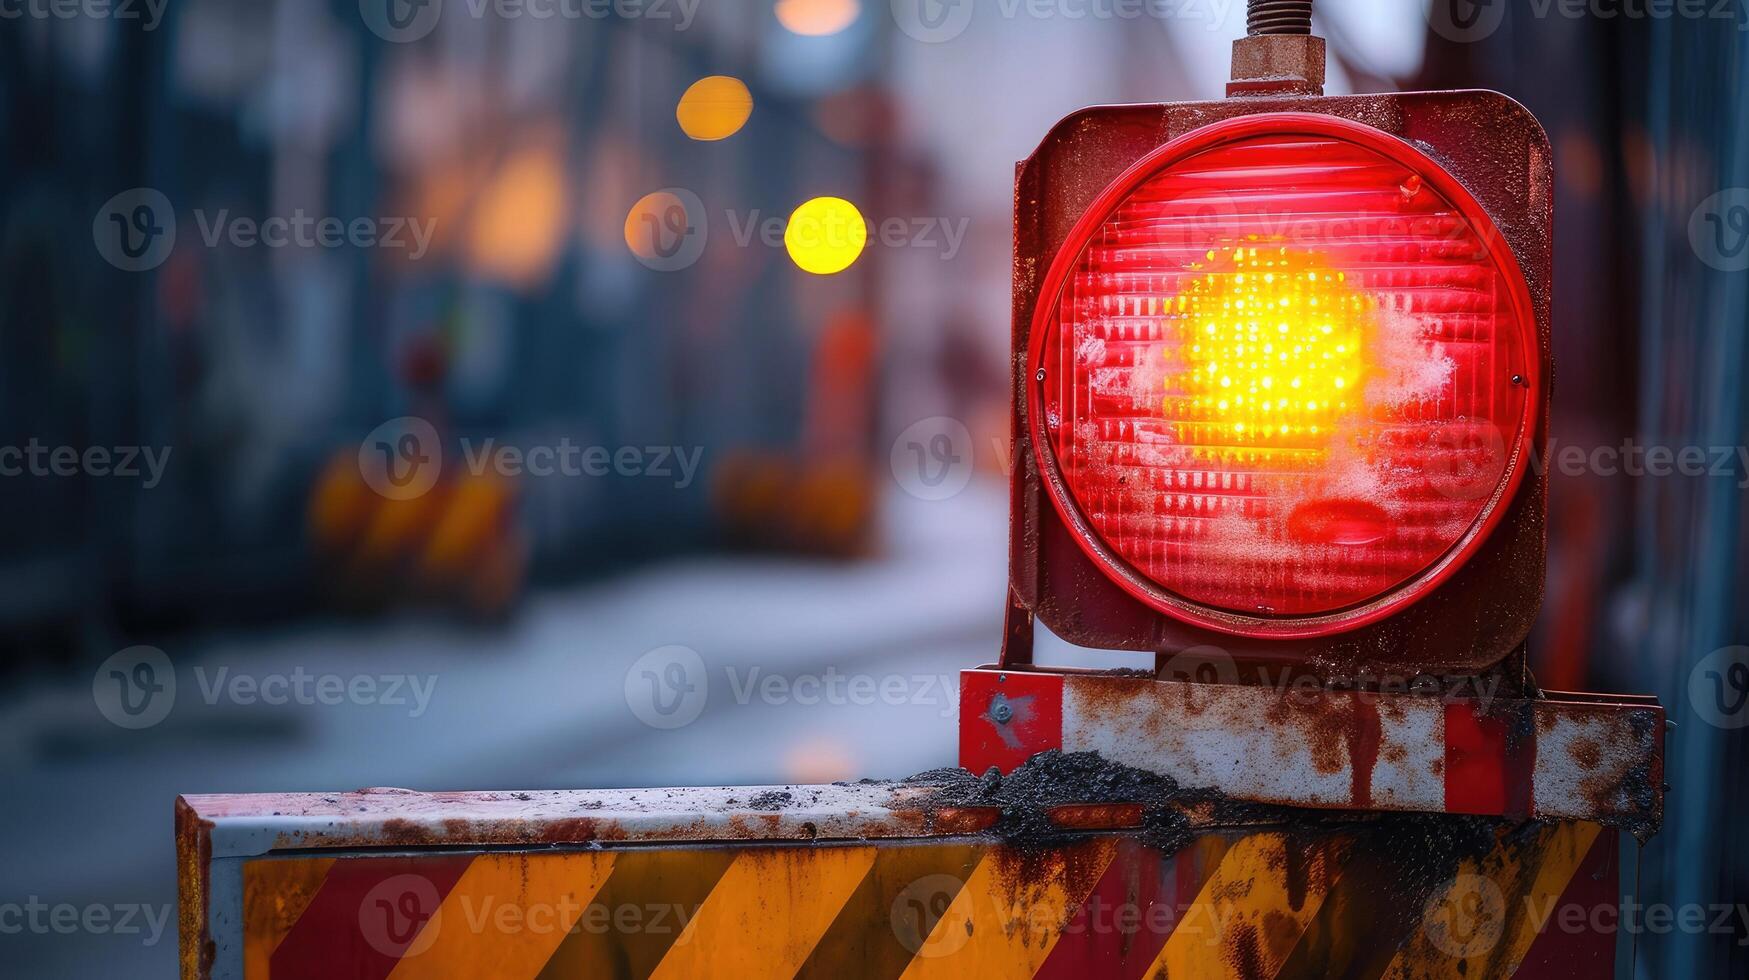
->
960;667;1665;834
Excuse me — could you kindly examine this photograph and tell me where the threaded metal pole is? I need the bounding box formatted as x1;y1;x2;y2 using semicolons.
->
1247;0;1313;35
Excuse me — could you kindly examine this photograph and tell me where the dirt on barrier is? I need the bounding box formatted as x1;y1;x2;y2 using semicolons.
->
904;749;1501;866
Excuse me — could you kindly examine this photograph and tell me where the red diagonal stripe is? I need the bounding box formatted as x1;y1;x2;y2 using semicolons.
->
269;855;473;980
1511;828;1619;977
1033;837;1212;980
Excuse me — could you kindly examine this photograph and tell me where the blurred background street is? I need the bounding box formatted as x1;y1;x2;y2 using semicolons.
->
1;0;1746;976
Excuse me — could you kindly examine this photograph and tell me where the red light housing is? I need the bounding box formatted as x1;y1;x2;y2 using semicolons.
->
1011;93;1552;673
1029;114;1537;638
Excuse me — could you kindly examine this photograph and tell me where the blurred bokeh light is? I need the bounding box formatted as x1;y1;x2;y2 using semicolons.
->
676;75;755;141
784;195;867;274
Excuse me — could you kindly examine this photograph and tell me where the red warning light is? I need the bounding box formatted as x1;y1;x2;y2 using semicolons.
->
1028;114;1538;638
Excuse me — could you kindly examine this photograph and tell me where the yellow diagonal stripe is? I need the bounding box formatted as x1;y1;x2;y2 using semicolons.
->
387;852;616;980
1381;822;1601;980
649;845;877;980
244;858;335;980
898;839;1119;980
1148;832;1350;980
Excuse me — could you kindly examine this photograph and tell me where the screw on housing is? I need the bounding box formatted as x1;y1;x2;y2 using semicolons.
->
1230;0;1325;97
1246;0;1314;34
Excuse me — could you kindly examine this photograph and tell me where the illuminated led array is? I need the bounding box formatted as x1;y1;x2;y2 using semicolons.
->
1167;246;1369;454
1038;134;1532;617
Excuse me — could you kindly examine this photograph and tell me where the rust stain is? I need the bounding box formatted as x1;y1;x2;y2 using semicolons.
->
536;817;604;843
1568;738;1602;770
377;818;437;846
175;797;215;980
984;838;1115;917
1349;695;1384;810
1226;919;1266;978
928;807;1001;835
1046;803;1145;831
1267;695;1353;776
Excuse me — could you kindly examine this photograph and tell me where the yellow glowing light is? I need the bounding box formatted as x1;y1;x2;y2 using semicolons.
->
784;196;866;275
675;75;753;141
1164;247;1371;453
775;0;860;35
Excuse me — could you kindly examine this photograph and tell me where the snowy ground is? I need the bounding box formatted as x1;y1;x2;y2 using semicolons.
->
0;481;1045;977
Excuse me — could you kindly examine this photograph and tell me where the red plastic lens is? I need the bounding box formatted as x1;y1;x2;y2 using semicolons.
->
1030;114;1536;635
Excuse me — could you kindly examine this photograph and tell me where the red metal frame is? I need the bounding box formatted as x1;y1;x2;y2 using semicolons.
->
1024;112;1542;640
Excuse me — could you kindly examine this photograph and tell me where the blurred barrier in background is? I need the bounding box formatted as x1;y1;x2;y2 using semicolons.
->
0;4;894;643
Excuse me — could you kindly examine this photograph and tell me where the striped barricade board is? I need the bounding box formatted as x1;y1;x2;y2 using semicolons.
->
178;783;1637;979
